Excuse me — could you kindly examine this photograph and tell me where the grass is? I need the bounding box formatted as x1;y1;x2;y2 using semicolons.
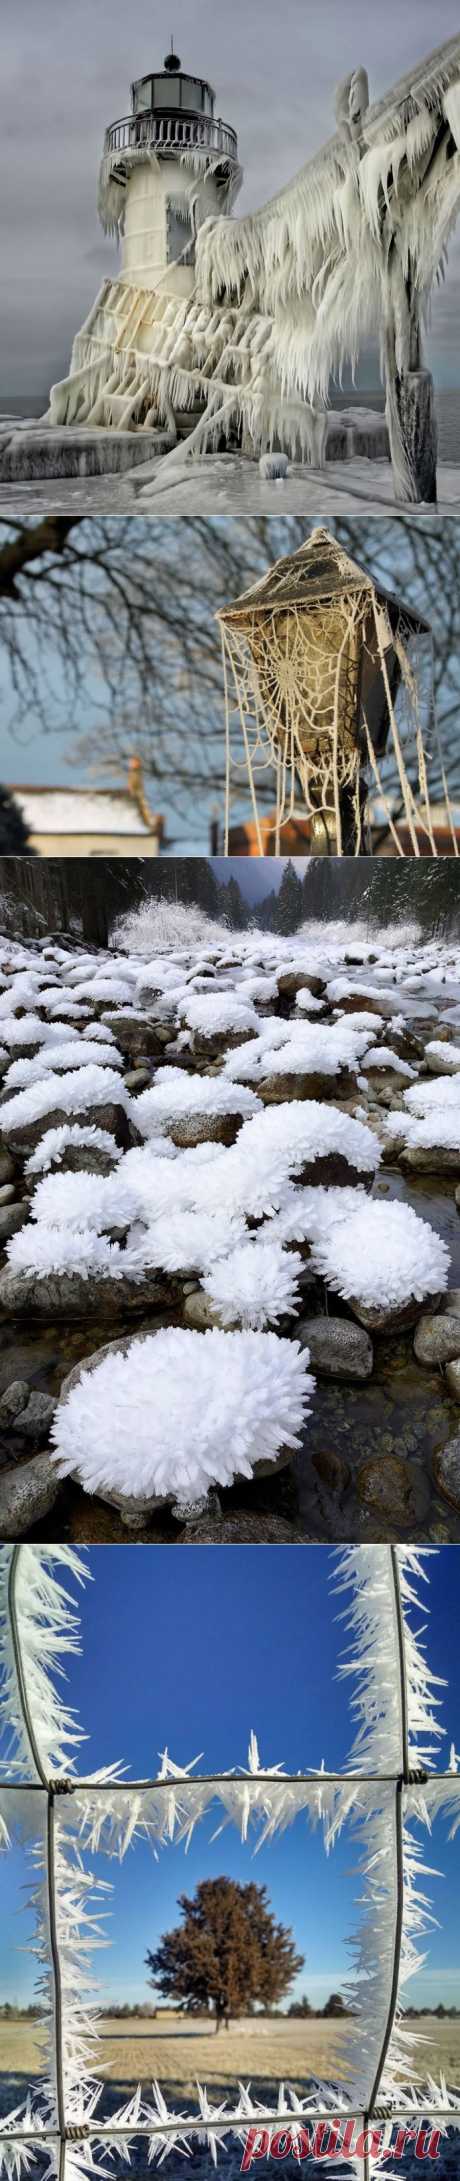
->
1;2013;460;2094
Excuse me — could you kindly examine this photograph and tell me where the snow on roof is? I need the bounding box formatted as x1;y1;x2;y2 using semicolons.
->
218;530;430;634
11;788;161;837
49;1327;314;1503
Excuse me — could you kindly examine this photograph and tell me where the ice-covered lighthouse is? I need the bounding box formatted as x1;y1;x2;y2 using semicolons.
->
49;43;241;434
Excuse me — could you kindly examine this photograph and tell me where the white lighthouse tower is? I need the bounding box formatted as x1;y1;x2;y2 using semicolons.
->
49;44;241;434
100;42;240;294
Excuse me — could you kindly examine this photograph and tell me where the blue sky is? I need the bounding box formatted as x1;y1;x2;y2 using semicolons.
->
1;1549;460;2015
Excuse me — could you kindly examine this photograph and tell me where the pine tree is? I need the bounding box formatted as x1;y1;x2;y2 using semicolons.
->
146;1877;304;2031
0;786;32;855
222;875;247;929
275;860;303;934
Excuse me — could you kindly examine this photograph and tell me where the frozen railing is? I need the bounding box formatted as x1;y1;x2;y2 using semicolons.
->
1;1544;460;2181
104;112;238;161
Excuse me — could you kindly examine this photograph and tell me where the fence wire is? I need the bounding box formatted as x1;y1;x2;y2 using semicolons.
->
1;1547;460;2181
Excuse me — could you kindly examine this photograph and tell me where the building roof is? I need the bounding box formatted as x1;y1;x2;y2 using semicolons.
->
217;529;430;633
10;786;163;839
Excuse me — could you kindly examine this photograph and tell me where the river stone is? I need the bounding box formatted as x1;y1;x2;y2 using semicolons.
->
102;1012;170;1059
351;1292;441;1335
277;970;324;999
442;1290;460;1316
0;1150;16;1186
124;1068;152;1093
168;1111;243;1150
0;1380;30;1425
402;1144;460;1174
365;1066;412;1099
47;1142;119;1176
426;1049;460;1075
332;990;392;1018
0;1264;178;1321
381;1128;406;1162
257;1068;359;1106
188;1026;257;1063
298;1153;375;1191
178;1509;308;1543
1;1097;133;1155
445;1361;460;1403
356;1455;429;1529
414;1313;460;1366
0;1450;62;1537
312;1446;351;1493
296;1315;373;1380
0;1203;29;1243
14;1391;56;1440
183;1289;223;1329
433;1438;460;1513
0;1184;15;1206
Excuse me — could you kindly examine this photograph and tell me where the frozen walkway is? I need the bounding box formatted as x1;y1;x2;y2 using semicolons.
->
0;455;459;517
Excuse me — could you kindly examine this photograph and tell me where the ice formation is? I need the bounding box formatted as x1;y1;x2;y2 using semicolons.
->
0;1544;459;2181
50;1329;314;1502
310;1198;449;1312
48;35;460;513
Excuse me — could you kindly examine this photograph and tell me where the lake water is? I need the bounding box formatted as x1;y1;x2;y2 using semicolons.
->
3;389;460;461
329;388;460;464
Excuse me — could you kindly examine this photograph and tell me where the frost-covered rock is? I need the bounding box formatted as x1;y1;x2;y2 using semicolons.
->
134;1068;261;1148
0;1065;133;1152
182;994;260;1043
0;1250;176;1320
50;1327;315;1508
232;1101;380;1208
25;1123;122;1177
202;1238;304;1328
309;1198;449;1330
3;1038;122;1090
362;1046;415;1081
102;1009;171;1059
426;1039;460;1075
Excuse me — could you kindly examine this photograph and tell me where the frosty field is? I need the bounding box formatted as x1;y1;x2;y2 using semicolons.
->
2;2012;460;2097
2;903;460;1539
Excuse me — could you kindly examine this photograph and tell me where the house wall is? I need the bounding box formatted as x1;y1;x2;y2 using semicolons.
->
27;831;161;858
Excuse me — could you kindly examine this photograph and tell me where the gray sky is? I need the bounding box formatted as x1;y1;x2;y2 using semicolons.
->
2;0;460;397
214;856;298;901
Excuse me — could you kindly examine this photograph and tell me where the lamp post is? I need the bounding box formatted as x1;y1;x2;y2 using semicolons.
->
218;529;431;857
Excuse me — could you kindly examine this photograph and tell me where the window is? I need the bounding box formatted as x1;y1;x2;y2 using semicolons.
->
166;202;195;268
133;78;152;114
